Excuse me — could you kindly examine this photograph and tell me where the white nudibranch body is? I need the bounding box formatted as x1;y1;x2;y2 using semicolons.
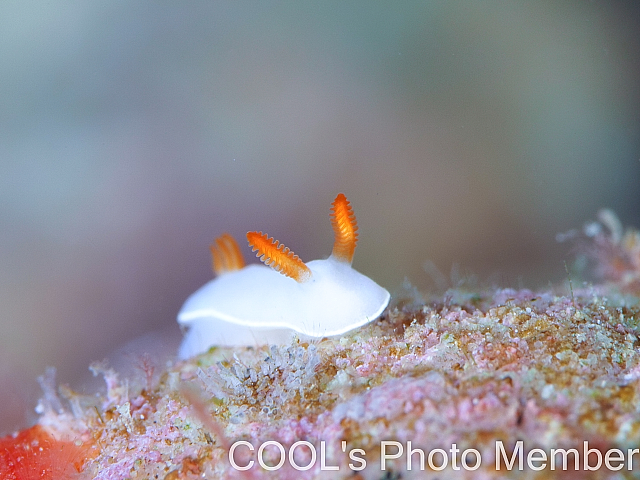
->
177;194;390;359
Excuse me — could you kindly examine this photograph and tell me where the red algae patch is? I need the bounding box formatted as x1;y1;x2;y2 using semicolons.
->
0;425;94;480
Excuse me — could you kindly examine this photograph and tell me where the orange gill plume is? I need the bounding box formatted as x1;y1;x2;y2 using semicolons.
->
246;231;311;282
210;233;245;275
330;193;358;264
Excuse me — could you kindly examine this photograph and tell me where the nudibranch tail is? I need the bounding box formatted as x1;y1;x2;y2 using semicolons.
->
210;233;245;275
330;193;358;264
247;231;311;282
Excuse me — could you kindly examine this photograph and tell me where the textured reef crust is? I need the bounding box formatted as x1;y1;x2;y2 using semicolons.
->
7;211;640;479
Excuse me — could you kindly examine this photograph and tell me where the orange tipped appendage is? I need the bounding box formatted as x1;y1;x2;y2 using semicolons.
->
210;233;245;275
330;193;358;264
247;231;311;282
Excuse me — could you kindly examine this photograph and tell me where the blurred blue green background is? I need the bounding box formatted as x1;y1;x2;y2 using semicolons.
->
1;2;639;433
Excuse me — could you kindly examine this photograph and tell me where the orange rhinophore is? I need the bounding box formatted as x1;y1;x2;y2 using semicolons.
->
330;193;358;264
246;231;311;282
210;233;245;275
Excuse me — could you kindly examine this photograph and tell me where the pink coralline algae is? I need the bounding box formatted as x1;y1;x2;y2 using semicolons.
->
10;212;640;479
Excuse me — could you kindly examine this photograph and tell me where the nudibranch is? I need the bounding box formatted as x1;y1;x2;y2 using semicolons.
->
177;193;390;358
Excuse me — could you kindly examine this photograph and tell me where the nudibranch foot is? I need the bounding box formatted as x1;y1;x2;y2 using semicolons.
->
178;320;298;358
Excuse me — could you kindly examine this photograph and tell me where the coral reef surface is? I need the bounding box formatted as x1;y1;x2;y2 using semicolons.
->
3;211;640;479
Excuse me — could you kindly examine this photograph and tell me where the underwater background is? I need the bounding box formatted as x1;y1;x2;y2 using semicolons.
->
1;2;639;434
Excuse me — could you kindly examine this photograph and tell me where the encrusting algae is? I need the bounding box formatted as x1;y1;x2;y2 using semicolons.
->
3;211;640;479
